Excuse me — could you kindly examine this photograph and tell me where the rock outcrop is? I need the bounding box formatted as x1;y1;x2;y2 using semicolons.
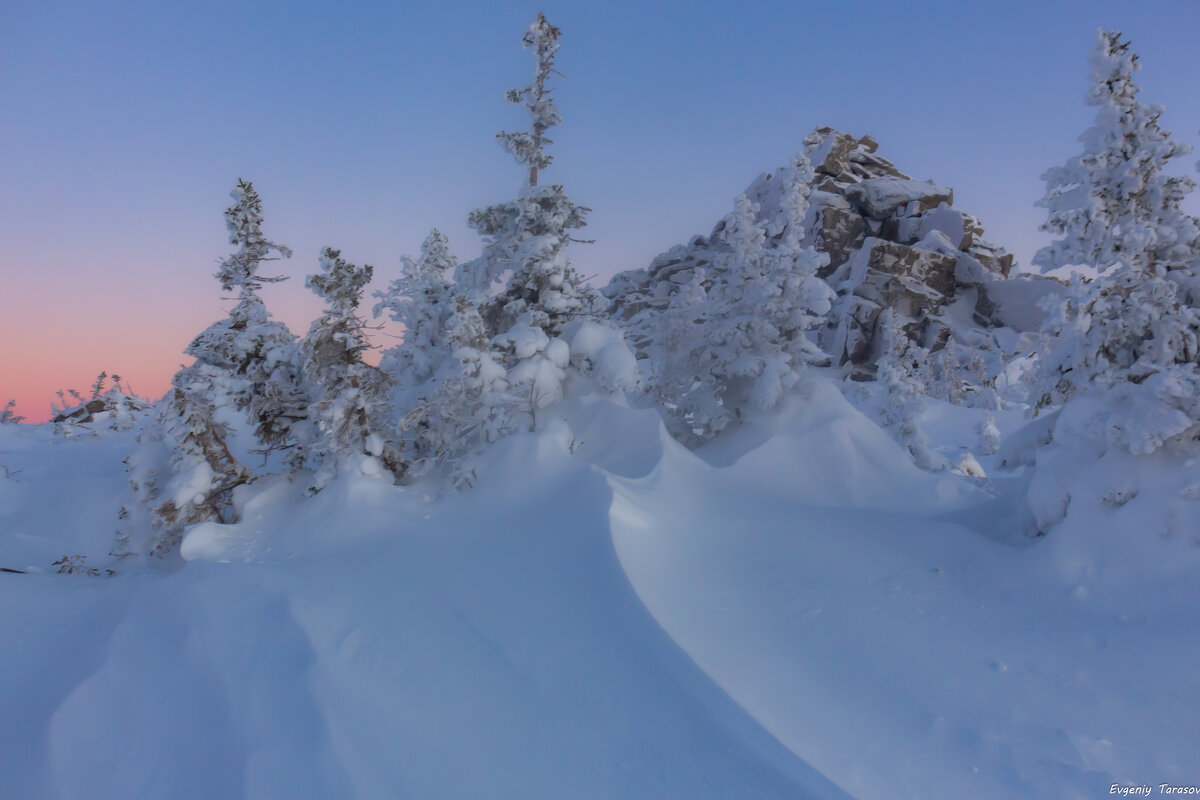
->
606;127;1028;374
51;392;150;427
52;398;111;424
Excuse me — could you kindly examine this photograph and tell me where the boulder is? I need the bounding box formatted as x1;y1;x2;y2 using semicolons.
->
830;296;884;364
811;194;865;278
852;238;958;299
52;398;108;424
807;128;860;178
845;177;953;218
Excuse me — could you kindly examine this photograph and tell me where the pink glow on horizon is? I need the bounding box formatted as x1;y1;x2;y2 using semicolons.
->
1;256;399;424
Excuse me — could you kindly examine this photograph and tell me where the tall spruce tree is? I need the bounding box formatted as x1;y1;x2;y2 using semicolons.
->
1035;30;1200;453
1035;30;1198;278
458;12;600;337
122;180;301;556
445;12;604;438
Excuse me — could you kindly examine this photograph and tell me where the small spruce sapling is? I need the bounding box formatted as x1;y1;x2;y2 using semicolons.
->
1;400;24;425
875;309;947;470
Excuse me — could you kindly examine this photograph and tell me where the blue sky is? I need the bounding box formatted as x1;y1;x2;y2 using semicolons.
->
2;0;1199;417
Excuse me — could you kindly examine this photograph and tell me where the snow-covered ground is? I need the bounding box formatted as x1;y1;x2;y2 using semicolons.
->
1;377;1197;799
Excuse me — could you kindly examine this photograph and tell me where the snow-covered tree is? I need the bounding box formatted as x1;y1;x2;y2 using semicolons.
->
187;179;308;454
117;372;248;559
492;312;569;431
396;293;515;486
1034;30;1198;279
926;338;1000;410
978;412;1001;455
117;180;302;556
150;383;249;555
874;309;947;470
643;270;729;444
302;247;398;491
374;228;457;386
642;155;834;444
458;12;600;337
428;11;612;451
1036;270;1200;451
1034;31;1200;453
497;11;560;190
720;158;834;404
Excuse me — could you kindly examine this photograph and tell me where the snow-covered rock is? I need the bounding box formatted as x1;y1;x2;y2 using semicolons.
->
606;127;1057;381
844;176;953;218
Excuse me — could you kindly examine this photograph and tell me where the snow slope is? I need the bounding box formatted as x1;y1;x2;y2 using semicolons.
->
1;379;1197;799
0;422;846;800
609;394;1200;799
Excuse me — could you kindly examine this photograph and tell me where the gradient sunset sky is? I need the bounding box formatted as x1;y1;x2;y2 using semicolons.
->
3;0;1199;421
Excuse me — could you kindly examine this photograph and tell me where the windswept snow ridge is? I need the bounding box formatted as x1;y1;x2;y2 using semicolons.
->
607;385;1200;800
2;380;1197;799
0;420;849;800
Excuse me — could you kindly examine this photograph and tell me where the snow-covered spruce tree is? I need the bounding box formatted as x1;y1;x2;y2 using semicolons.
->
458;12;601;338
448;12;614;438
117;181;306;557
978;411;1001;455
186;179;310;455
374;228;457;387
643;270;729;443
1035;30;1198;279
396;293;515;487
302;247;399;491
1034;30;1200;453
150;381;249;556
645;155;834;444
926;338;1000;411
115;366;250;559
874;309;947;470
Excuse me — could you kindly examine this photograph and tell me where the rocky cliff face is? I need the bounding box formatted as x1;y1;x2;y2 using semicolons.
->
606;127;1031;375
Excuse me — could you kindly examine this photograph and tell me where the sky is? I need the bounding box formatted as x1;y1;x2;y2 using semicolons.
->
3;0;1200;421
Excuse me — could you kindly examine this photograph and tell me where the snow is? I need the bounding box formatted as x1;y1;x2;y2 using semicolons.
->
985;273;1062;331
606;384;1200;800
2;375;1197;799
903;203;969;249
0;417;848;800
8;19;1199;799
845;177;952;218
563;321;640;394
